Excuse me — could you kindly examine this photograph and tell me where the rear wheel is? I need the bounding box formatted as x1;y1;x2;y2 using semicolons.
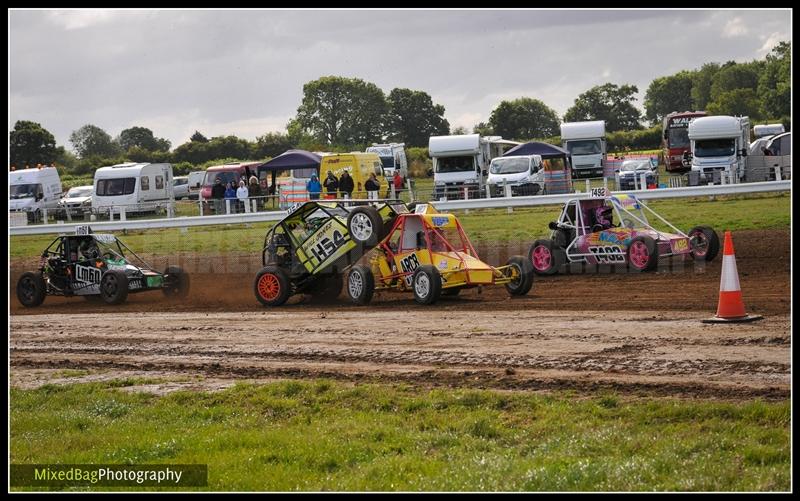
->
100;270;129;305
346;265;375;305
412;265;442;305
504;255;534;295
627;236;659;272
347;206;384;246
254;266;291;306
162;266;190;299
529;239;563;275
17;271;46;308
687;226;720;261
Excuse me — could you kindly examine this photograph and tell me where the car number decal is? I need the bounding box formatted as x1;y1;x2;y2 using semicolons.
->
75;264;102;284
671;238;689;253
400;254;421;286
309;229;345;264
588;245;626;264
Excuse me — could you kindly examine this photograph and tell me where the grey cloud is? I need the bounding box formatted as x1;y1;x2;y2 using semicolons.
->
9;9;791;150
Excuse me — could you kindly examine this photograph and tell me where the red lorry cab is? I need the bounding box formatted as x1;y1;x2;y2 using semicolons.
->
662;111;707;173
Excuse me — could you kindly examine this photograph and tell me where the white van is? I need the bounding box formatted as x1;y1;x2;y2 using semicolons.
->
187;171;206;200
9;166;63;222
487;155;544;196
366;143;408;179
688;116;749;184
92;163;174;215
561;121;607;178
429;134;518;199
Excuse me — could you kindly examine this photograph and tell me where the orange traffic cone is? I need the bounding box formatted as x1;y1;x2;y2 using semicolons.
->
703;231;763;323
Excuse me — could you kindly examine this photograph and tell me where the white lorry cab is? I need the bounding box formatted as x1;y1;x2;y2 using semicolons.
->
366;143;408;179
92;163;174;215
9;166;63;222
487;155;544;197
429;134;518;199
687;116;750;184
560;121;607;178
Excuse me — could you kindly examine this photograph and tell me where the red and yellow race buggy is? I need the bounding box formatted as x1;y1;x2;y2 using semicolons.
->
345;204;534;305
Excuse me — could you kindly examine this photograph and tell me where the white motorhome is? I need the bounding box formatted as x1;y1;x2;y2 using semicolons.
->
687;116;750;184
429;134;518;199
366;143;408;179
9;166;63;222
486;155;544;196
92;163;174;215
187;171;206;200
561;121;607;178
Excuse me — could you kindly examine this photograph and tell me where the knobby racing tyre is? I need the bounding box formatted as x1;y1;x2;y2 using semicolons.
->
504;255;534;296
347;206;384;246
687;226;720;262
529;239;564;276
162;265;191;299
346;265;375;305
254;266;292;306
17;271;46;308
100;270;129;305
412;265;442;305
627;236;659;272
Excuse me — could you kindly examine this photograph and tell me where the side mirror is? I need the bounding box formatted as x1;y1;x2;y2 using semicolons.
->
740;148;748;157
36;193;44;201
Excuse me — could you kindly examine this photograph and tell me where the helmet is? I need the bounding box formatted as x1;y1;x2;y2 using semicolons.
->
595;206;613;228
79;239;99;259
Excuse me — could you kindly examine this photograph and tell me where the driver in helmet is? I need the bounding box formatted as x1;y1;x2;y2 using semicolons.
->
78;238;100;261
593;205;614;231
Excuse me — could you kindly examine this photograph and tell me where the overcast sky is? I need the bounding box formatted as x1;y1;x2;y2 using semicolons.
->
9;9;792;151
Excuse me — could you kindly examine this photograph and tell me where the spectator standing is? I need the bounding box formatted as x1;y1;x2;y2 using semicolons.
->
393;171;404;199
323;171;339;199
339;171;354;199
365;173;380;200
211;177;226;215
248;176;262;211
236;180;249;213
224;182;236;213
306;174;322;200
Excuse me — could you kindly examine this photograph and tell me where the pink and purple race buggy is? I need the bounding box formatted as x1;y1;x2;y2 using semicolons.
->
529;192;720;274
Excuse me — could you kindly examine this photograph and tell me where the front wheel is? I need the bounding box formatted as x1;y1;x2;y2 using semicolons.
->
504;255;534;296
347;207;384;246
412;265;442;305
687;226;720;262
346;265;375;305
17;271;46;307
254;266;291;306
162;266;190;299
627;236;659;272
100;270;129;305
529;239;563;275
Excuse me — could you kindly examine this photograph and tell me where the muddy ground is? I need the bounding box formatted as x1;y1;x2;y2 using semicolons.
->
9;229;791;399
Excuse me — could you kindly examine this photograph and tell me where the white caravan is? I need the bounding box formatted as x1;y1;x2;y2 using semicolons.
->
560;121;607;178
429;134;518;199
366;143;408;179
9;166;63;222
486;155;544;196
687;116;750;184
92;163;174;215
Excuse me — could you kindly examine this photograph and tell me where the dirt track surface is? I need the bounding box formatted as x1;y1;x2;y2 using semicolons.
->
10;229;791;399
10;310;789;399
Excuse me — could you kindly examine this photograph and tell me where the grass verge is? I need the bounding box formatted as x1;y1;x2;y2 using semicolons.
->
10;379;790;492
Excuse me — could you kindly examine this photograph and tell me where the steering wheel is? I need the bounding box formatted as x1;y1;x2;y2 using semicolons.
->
622;218;634;229
102;251;115;261
591;224;604;233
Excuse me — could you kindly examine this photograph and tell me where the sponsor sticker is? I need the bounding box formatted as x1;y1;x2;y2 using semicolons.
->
671;238;689;253
438;259;448;270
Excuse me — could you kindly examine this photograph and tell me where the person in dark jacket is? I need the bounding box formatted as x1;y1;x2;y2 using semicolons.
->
365;173;380;200
211;177;226;214
323;171;339;199
339;171;354;199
